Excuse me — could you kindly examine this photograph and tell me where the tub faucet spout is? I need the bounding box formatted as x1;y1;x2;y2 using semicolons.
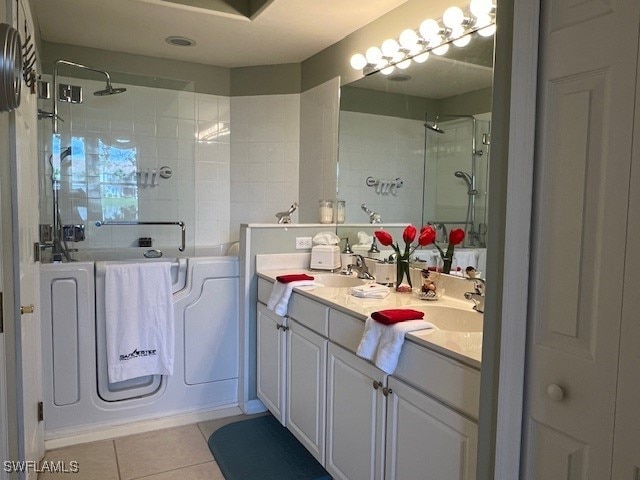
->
464;278;486;313
275;202;298;224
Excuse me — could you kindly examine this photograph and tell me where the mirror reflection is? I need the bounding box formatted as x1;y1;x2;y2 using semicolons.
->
337;35;494;249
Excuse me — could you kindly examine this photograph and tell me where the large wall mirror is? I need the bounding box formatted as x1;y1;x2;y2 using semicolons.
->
337;35;494;249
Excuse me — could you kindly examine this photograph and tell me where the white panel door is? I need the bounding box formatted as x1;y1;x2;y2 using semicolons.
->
256;303;286;424
524;0;640;478
326;343;386;480
13;82;44;471
385;377;477;480
285;319;327;465
611;47;640;479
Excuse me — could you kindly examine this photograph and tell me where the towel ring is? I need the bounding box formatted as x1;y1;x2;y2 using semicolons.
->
0;23;22;112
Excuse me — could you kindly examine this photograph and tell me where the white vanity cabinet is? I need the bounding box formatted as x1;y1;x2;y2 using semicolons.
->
256;303;286;424
256;275;480;479
286;318;327;464
385;377;477;480
326;342;387;480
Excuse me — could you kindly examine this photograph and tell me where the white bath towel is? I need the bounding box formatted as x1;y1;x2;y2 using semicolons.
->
356;317;434;374
267;280;318;316
105;262;175;383
350;283;391;299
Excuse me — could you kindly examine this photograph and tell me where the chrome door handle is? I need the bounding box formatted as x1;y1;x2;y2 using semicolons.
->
20;304;34;315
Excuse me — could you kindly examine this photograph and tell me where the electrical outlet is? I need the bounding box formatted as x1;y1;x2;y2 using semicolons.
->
295;237;312;249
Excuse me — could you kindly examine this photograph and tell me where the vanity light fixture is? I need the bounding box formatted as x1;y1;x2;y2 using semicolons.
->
349;0;496;75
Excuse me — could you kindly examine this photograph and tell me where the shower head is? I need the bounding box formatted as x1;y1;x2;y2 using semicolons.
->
94;83;127;96
425;123;445;134
60;146;72;161
425;115;444;134
454;171;477;195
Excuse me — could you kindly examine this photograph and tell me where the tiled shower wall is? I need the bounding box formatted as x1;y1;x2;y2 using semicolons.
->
38;75;231;252
337;111;424;227
229;94;301;240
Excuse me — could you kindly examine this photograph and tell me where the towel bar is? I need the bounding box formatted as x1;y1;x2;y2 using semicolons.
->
95;221;186;252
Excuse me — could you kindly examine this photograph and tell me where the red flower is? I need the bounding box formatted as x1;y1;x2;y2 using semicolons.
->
418;226;436;246
402;225;417;244
449;228;465;246
374;230;394;247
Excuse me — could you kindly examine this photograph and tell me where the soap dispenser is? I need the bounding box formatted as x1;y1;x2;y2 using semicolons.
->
341;237;354;272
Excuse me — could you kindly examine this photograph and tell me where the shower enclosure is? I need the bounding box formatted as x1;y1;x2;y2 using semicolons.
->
422;114;491;247
37;65;202;259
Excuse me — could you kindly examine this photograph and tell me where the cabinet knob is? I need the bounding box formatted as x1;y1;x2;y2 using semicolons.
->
372;380;382;390
281;325;290;332
20;304;34;315
382;387;393;397
547;384;565;402
276;324;281;330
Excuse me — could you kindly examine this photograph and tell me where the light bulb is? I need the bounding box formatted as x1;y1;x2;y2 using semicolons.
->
375;58;389;69
470;0;494;17
419;19;440;41
453;34;471;47
413;51;429;63
381;38;400;56
350;53;367;70
433;42;450;56
474;13;492;28
478;23;496;36
443;6;465;28
397;58;412;69
450;25;465;39
381;65;395;75
399;29;419;50
365;46;383;64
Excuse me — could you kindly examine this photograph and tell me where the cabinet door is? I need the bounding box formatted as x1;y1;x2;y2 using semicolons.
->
326;343;386;480
385;377;477;480
256;303;286;424
286;319;327;464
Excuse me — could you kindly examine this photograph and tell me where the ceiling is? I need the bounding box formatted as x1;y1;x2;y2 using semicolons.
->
30;0;434;68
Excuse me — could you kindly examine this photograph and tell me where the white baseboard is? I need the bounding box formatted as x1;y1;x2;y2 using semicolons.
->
44;404;242;450
242;399;267;415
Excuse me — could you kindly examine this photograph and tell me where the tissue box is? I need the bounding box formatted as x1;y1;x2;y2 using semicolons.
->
310;245;341;270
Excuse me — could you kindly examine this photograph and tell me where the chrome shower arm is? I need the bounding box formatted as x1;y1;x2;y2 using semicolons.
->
52;59;112;133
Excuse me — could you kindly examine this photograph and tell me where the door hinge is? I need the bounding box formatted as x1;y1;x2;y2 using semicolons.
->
37;401;44;422
0;292;3;334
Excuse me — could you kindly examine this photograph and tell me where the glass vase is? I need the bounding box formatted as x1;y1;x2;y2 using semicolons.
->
395;255;412;292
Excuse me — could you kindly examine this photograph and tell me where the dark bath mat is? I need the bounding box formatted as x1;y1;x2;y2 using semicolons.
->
208;414;331;480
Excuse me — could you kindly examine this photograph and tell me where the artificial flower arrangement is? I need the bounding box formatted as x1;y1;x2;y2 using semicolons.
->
374;224;466;291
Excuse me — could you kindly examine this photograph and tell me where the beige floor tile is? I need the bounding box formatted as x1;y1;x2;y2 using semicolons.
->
197;412;270;441
130;461;225;480
40;440;119;480
115;424;213;480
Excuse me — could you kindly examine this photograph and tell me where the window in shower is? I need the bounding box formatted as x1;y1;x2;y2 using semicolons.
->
65;136;139;222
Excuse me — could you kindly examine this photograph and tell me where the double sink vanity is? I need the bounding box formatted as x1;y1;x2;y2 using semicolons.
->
255;267;483;480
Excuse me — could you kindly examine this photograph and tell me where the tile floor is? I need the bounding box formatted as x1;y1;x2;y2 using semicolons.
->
39;413;268;479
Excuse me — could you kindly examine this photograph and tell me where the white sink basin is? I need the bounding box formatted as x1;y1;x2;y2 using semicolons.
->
413;305;483;332
312;274;369;288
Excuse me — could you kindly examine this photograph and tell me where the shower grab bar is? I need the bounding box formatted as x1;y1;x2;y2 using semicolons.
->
95;221;186;252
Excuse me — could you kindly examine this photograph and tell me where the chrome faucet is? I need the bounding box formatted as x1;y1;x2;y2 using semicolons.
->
464;278;485;313
275;202;298;224
436;223;448;243
361;204;381;224
348;254;375;280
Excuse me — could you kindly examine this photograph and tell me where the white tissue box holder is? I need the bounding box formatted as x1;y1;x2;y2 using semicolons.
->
310;245;341;271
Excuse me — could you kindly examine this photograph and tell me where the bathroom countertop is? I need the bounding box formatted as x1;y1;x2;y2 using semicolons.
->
257;269;483;369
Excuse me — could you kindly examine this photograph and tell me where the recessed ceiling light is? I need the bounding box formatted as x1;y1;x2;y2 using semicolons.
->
388;74;412;82
165;36;196;47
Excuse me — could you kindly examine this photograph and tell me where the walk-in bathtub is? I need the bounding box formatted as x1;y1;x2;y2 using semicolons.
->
40;246;240;443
